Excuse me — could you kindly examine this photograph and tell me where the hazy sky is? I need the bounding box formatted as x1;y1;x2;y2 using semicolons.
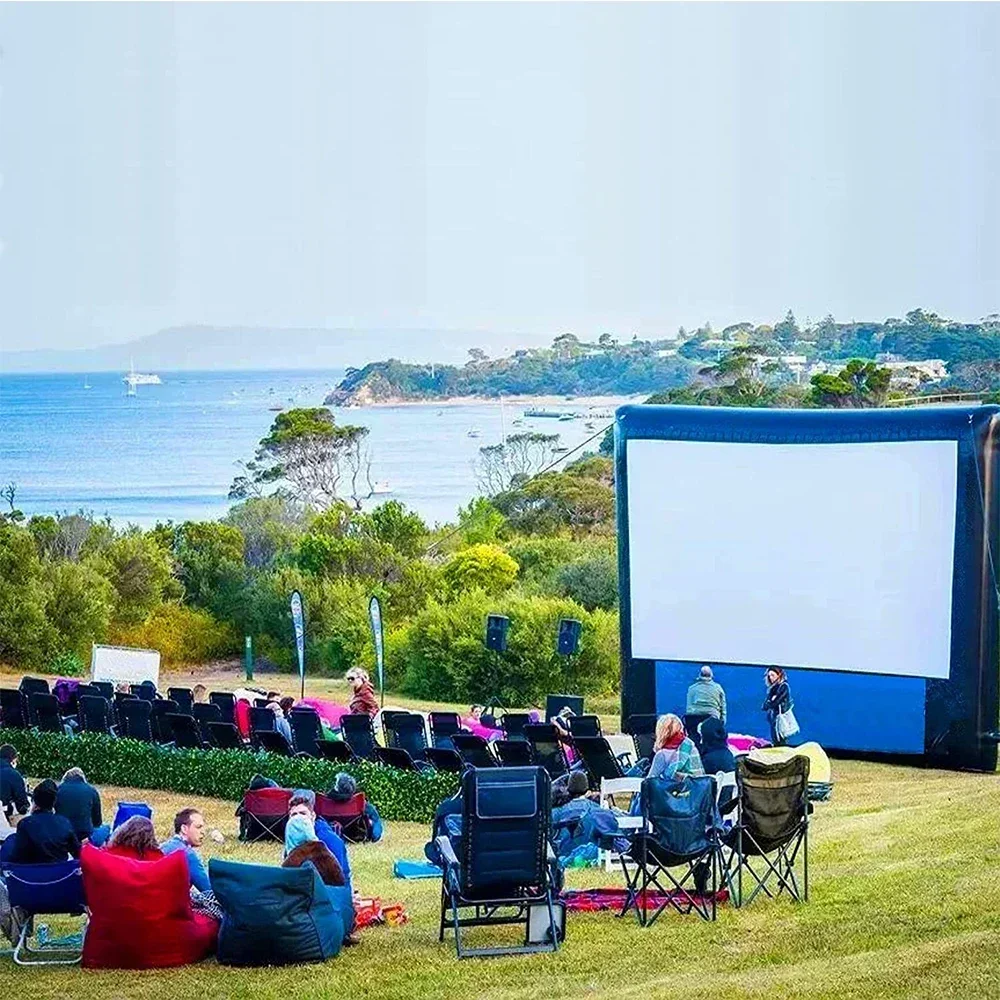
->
1;2;997;353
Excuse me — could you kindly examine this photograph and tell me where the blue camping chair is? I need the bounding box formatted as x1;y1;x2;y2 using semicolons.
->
436;765;564;958
113;801;153;829
1;860;87;965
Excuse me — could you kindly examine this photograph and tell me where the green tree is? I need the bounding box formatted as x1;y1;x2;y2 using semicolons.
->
456;497;508;546
774;310;800;348
442;544;519;595
224;495;307;569
808;359;892;408
174;521;248;621
698;345;784;406
366;501;427;558
87;529;178;626
554;554;618;611
43;561;115;660
475;432;560;496
0;522;57;668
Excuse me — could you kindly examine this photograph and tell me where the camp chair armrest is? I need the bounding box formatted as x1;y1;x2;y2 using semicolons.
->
435;835;459;869
546;843;557;864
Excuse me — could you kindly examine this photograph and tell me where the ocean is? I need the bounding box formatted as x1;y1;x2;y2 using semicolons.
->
0;370;617;527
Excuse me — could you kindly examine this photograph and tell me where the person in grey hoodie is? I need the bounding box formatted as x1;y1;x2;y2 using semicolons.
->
685;665;726;725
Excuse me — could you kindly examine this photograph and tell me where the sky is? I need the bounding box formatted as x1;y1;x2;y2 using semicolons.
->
0;2;997;355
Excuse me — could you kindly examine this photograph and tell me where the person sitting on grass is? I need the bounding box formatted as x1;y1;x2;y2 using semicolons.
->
161;807;211;892
0;745;29;820
8;779;81;863
56;766;109;846
287;790;352;894
107;815;163;860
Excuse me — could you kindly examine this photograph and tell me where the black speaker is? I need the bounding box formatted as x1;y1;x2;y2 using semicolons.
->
485;614;510;652
556;618;582;656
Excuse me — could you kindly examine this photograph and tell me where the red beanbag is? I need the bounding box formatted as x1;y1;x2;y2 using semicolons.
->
81;843;218;969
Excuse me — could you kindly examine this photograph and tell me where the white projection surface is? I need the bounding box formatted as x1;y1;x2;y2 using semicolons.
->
626;438;958;679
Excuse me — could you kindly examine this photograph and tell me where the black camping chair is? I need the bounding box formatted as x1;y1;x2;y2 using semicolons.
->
78;695;114;735
165;713;206;749
91;681;114;701
288;707;324;757
167;687;194;715
424;747;464;773
572;736;628;788
193;702;222;744
209;691;237;726
524;724;570;780
627;714;658;763
620;774;723;926
0;688;28;729
208;721;250;751
429;712;463;750
501;713;532;741
452;732;499;769
75;683;102;702
113;691;137;729
254;729;294;756
374;746;427;771
341;713;380;762
29;693;64;733
316;738;354;764
683;713;712;750
253;698;269;709
19;676;50;699
566;715;602;738
151;699;179;743
437;765;563;959
385;712;430;763
130;681;157;702
118;698;154;742
495;739;534;768
724;755;810;907
250;706;276;734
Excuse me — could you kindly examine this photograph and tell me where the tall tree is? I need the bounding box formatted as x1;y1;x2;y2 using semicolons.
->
475;432;560;495
808;359;892;408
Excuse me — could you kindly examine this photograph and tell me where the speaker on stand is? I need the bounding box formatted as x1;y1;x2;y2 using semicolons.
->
484;614;510;717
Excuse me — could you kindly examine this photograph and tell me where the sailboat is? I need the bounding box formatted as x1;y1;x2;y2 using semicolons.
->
83;376;92;390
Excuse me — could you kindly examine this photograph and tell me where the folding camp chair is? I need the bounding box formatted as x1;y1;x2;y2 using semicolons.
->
288;707;325;757
429;712;463;750
620;774;722;925
316;792;369;842
193;702;222;744
208;722;250;750
167;687;194;715
573;736;628;788
626;714;658;763
566;714;602;738
425;747;465;772
316;738;354;764
78;695;114;735
0;688;28;729
524;724;570;780
91;681;114;701
209;691;237;726
19;676;50;699
501;713;531;741
130;681;157;702
113;801;153;828
1;859;87;965
28;693;63;732
254;729;294;755
452;732;499;769
74;683;102;702
437;766;563;958
112;691;137;728
385;712;430;763
165;712;206;749
381;709;408;735
374;746;433;771
150;699;179;743
250;706;276;734
495;739;534;768
724;755;810;907
341;713;381;762
118;698;154;742
239;787;292;842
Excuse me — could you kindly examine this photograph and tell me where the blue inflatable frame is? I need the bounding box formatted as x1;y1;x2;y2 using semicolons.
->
615;404;1000;772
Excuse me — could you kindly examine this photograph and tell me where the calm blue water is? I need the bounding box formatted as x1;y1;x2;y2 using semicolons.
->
0;370;611;526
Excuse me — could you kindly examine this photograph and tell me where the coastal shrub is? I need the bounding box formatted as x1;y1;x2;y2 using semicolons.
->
456;497;508;546
505;536;576;585
554;553;619;611
110;603;236;666
85;528;180;625
3;730;456;824
0;522;59;669
43;560;115;661
49;651;86;677
442;544;519;596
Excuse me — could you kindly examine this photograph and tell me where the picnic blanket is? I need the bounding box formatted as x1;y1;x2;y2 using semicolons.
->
296;698;352;730
393;860;442;880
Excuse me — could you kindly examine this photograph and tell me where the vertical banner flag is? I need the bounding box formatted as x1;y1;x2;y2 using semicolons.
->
369;595;385;706
290;590;305;698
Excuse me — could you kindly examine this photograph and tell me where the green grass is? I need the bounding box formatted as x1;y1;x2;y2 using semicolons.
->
5;760;999;998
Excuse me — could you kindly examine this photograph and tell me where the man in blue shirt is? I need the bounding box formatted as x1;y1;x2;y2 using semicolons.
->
287;790;352;893
161;807;211;892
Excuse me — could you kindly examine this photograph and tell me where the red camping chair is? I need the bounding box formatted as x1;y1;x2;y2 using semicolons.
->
315;792;369;843
238;787;292;843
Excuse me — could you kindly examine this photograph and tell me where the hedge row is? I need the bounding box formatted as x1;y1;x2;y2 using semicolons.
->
4;730;458;824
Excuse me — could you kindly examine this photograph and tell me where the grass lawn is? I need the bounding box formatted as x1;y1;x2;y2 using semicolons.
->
4;760;999;999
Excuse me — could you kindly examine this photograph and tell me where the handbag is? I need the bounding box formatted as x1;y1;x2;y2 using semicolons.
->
774;706;800;741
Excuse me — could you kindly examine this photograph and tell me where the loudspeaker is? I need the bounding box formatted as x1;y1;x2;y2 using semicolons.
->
485;614;510;652
556;618;582;656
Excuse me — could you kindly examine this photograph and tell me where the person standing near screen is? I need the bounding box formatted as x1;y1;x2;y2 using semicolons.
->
686;665;726;725
762;668;792;745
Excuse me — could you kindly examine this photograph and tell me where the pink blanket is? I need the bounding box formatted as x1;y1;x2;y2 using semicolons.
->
460;717;503;741
297;698;351;729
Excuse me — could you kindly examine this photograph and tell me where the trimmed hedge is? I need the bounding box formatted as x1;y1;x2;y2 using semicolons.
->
4;730;457;824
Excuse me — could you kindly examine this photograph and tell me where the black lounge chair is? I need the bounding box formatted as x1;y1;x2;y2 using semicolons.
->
250;706;276;734
193;702;222;744
78;695;114;735
451;732;499;769
254;729;294;756
620;774;723;925
429;712;463;750
501;713;532;741
495;739;533;768
437;765;563;958
151;699;179;743
567;715;602;738
385;712;430;763
340;713;380;762
208;721;249;751
29;693;64;733
288;708;324;757
130;681;157;702
19;676;50;699
374;746;428;771
0;688;28;729
167;687;194;715
75;683;103;702
316;738;354;764
626;714;658;763
572;736;628;787
724;755;810;907
91;681;114;701
165;712;205;749
209;691;237;726
424;747;464;773
113;691;138;729
524;723;570;780
118;698;154;742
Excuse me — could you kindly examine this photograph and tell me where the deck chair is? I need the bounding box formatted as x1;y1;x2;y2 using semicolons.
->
501;713;532;741
165;713;206;749
74;683;102;702
316;738;354;764
620;774;722;925
193;702;222;744
566;714;602;738
0;688;28;729
28;692;63;732
250;706;276;734
239;786;292;843
118;698;154;741
130;681;157;702
288;708;325;757
524;724;570;780
19;676;50;699
573;736;628;788
374;746;427;771
495;739;534;768
724;755;810;907
151;699;179;742
429;712;463;750
341;713;380;762
77;695;114;735
626;714;658;763
208;721;250;750
425;747;465;772
452;732;499;769
167;687;194;715
91;681;114;701
209;691;237;726
385;712;430;762
2;859;86;965
437;766;563;958
254;729;294;755
316;792;368;842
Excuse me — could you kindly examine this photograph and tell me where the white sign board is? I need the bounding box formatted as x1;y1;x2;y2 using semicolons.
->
91;644;161;688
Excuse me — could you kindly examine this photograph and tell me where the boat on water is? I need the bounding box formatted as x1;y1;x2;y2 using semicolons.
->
123;359;161;395
551;445;569;453
559;413;576;422
268;405;284;411
371;481;393;495
83;377;92;390
523;408;563;418
467;428;481;438
584;421;596;430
